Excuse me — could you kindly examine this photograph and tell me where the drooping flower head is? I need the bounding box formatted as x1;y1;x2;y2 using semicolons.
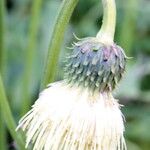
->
17;0;128;149
17;36;127;150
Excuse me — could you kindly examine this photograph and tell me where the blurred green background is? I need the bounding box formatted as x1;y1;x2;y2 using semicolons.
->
0;0;150;149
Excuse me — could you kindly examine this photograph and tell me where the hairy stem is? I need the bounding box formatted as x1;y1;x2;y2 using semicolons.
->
0;75;25;150
21;0;43;115
96;0;116;44
41;0;79;89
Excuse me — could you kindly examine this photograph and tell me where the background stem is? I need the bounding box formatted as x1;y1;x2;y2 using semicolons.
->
41;0;79;89
0;75;25;150
96;0;116;44
0;0;7;149
21;0;43;115
0;0;6;73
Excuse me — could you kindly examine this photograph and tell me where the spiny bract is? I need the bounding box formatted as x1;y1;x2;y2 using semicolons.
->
64;37;127;92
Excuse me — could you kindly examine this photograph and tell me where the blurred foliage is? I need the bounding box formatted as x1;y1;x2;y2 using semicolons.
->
0;0;150;149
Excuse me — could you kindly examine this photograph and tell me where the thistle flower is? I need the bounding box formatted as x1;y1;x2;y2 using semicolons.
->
17;37;127;149
17;0;128;149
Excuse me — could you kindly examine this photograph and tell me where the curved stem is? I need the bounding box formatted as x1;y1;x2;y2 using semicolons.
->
41;0;79;89
96;0;116;44
0;75;25;150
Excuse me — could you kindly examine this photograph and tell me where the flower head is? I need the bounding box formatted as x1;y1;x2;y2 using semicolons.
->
16;0;128;148
17;31;128;150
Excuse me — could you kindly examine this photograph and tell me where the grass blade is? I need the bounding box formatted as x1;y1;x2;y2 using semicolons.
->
0;75;25;150
0;0;7;149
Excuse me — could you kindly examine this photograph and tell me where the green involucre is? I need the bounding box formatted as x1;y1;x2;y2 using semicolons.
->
64;38;127;92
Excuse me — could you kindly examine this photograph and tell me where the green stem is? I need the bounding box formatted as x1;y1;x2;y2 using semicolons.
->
0;75;25;150
0;121;6;150
0;0;5;73
96;0;116;44
0;0;7;149
21;0;43;115
41;0;79;89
